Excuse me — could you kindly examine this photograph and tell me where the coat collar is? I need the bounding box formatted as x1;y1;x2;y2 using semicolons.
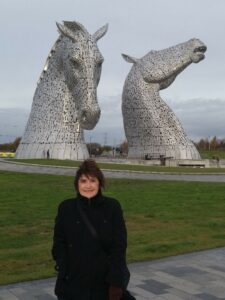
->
77;190;105;208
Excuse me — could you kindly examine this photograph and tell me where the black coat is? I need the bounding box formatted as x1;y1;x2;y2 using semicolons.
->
52;191;128;299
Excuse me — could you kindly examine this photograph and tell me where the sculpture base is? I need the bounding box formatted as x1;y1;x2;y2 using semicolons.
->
15;143;89;161
128;144;201;160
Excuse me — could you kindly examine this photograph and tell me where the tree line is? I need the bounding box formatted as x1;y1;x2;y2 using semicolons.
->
0;137;21;152
1;136;225;154
195;136;225;151
0;138;127;156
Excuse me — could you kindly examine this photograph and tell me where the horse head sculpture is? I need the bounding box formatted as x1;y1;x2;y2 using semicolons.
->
16;21;108;160
122;38;207;160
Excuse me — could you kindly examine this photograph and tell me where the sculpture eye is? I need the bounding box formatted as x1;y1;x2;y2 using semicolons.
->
96;57;104;68
94;63;102;85
97;61;103;69
70;58;80;68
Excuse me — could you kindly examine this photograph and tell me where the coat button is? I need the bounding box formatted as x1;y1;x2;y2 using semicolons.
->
69;243;72;248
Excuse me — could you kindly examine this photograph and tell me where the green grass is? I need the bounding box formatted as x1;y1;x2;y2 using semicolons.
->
7;158;225;173
1;170;225;284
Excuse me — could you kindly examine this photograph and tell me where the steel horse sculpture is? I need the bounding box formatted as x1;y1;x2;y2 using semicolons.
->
16;21;108;160
122;38;207;160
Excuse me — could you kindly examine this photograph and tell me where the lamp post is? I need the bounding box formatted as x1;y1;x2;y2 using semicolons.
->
89;136;92;157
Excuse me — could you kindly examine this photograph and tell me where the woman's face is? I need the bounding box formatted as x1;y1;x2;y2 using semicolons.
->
78;174;100;199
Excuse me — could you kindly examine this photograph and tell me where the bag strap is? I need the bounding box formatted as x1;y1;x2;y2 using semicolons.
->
76;199;132;292
76;199;98;239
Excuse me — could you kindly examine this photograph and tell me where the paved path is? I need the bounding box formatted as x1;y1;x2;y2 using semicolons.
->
1;247;225;299
1;159;225;182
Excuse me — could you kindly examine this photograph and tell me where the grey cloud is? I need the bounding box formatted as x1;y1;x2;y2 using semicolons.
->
1;0;225;111
0;108;29;143
84;96;125;145
167;98;225;140
0;98;225;145
1;0;225;145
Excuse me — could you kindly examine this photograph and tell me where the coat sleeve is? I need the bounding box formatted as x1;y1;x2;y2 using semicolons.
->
108;200;129;289
52;202;67;277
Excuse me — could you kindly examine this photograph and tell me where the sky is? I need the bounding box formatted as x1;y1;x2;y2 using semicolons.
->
0;0;225;145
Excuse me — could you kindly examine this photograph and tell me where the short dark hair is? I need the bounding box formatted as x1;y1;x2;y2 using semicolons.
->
74;159;105;191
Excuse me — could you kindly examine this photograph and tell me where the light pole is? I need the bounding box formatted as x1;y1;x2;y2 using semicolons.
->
89;136;92;157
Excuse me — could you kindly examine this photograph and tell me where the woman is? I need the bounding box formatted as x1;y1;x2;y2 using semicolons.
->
52;159;129;300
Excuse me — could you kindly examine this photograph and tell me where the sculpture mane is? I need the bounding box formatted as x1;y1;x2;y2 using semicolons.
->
16;21;108;160
122;38;207;160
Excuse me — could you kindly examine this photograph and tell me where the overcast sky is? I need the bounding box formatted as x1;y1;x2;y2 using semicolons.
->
0;0;225;144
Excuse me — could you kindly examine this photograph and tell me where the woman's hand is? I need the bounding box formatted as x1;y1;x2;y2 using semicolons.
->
109;286;123;300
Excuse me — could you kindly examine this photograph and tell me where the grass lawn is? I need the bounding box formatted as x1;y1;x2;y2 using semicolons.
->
7;158;225;173
1;170;225;284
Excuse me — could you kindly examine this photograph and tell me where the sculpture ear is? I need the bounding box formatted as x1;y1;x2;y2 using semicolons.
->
56;22;76;40
93;24;108;41
122;54;138;64
56;21;88;40
64;21;88;33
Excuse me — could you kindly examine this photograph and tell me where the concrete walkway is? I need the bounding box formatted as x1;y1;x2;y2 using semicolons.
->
1;247;225;299
1;159;225;182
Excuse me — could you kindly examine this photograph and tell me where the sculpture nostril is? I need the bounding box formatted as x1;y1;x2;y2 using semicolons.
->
80;110;87;122
79;107;100;130
194;46;207;53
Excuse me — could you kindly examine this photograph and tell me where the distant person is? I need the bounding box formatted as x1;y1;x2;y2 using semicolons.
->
47;149;50;159
52;159;132;300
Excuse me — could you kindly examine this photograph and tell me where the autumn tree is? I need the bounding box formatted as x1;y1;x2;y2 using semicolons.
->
120;140;128;155
210;136;219;150
0;137;21;152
